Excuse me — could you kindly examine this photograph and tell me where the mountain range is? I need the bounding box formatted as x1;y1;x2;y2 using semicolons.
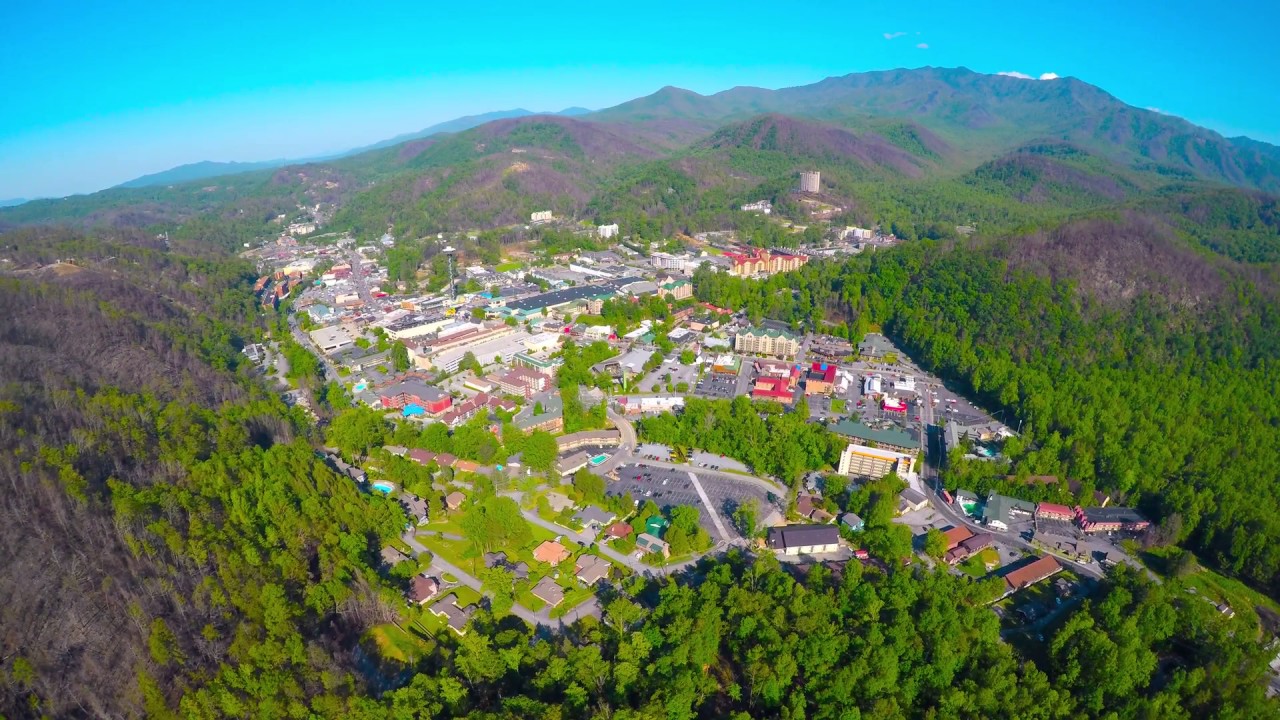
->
4;66;1278;265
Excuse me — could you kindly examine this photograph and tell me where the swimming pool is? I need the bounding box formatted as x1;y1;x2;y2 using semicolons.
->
589;454;609;466
371;481;395;495
353;381;368;392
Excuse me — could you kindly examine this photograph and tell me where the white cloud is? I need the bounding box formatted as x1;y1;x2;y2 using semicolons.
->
883;31;906;40
998;71;1033;79
1147;107;1167;114
916;43;929;49
1039;72;1060;80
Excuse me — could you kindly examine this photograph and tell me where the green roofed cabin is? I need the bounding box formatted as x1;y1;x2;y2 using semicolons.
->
645;515;669;538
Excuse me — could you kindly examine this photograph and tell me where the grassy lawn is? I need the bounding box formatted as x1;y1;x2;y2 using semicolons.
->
495;261;524;272
1181;565;1280;627
365;623;434;663
830;398;847;414
450;586;483;607
550;586;596;618
515;589;547;612
420;535;484;576
958;555;987;578
388;538;415;556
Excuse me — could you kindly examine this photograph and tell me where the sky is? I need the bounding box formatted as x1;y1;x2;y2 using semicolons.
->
2;0;1278;200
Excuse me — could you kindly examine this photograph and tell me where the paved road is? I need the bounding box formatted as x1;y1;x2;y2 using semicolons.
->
594;407;638;476
518;505;708;577
634;457;787;497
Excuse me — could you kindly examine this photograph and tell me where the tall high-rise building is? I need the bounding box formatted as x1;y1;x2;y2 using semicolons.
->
799;170;821;193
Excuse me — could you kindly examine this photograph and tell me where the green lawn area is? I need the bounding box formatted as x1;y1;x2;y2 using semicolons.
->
388;538;415;556
495;261;524;272
830;398;847;414
1181;565;1280;626
420;535;484;576
958;555;987;578
515;589;547;612
550;586;595;618
449;586;483;607
365;623;434;663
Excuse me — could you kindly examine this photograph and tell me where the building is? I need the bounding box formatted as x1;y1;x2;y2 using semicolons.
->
605;522;632;539
898;487;930;514
597;223;619;239
407;575;440;605
380;546;409;568
531;210;554;222
752;376;795;403
618;395;684;415
658;279;693;300
983;494;1037;531
735;327;801;358
555;452;593;478
439;392;516;427
378;379;453;414
557;429;621;452
837;443;916;479
946;533;994;565
840;513;865;531
799;170;821;193
1003;555;1062;594
310;326;355;354
401;494;430;525
599;348;655;383
828;419;916;455
767;525;841;556
1076;506;1150;533
431;599;476;635
534;540;571;565
575;554;611;584
445;491;466;511
942;526;974;551
574;506;616;530
804;362;838;396
723;248;809;278
492;366;551;398
1036;502;1075;522
544;492;574;513
531;576;565;606
635;532;670;558
741;200;772;214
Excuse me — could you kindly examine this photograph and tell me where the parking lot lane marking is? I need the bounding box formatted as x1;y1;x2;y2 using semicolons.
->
687;471;732;541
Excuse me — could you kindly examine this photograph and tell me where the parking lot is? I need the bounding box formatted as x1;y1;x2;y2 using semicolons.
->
608;463;780;542
638;359;698;393
694;371;737;399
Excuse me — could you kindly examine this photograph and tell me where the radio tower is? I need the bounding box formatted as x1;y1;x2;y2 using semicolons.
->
442;245;457;300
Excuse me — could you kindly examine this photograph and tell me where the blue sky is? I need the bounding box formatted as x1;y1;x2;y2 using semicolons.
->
2;0;1277;199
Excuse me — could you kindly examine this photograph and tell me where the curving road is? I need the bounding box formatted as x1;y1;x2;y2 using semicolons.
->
594;407;638;476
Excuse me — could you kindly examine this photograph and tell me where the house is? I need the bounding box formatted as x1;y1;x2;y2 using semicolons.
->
809;508;835;524
768;525;840;555
407;448;436;466
380;546;409;567
945;533;994;565
1003;555;1062;594
575;554;611;585
483;551;509;568
556;452;593;478
545;492;575;513
431;599;476;635
752;376;795;403
407;575;440;604
1076;506;1150;533
840;513;865;532
435;453;458;469
942;525;975;551
636;532;670;558
401;494;429;525
897;488;930;514
556;430;622;452
310;326;355;354
983;493;1036;531
1036;502;1075;521
531;576;566;606
445;491;466;511
533;540;571;565
378;378;452;413
605;522;633;539
454;459;482;474
573;506;616;530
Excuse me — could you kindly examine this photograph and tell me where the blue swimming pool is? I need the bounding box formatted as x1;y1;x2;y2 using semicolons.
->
589;454;609;466
372;481;395;495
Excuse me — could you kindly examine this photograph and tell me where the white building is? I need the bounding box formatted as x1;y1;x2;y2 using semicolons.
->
741;200;772;215
531;210;553;222
863;374;883;396
837;443;916;479
287;221;317;236
310;327;354;354
894;376;916;393
650;252;695;274
799;171;821;193
522;332;561;354
597;223;619;239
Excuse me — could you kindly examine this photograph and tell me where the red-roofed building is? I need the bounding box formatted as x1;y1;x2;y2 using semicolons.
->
942;525;975;551
1036;502;1075;521
439;392;517;427
407;449;436;466
804;362;838;396
752;376;795;403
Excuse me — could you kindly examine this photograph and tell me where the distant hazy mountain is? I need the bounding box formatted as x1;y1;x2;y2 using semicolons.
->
112;107;596;191
0;198;29;208
114;160;292;189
